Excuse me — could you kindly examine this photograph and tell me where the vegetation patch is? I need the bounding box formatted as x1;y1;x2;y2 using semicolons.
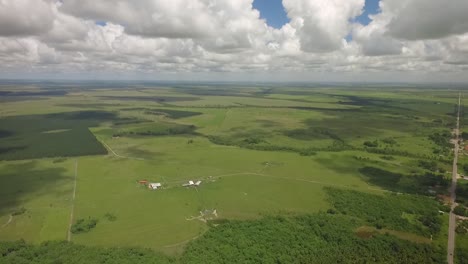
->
11;207;26;216
456;220;468;234
325;188;443;236
104;213;117;222
454;205;468;217
98;95;200;103
113;122;197;137
0;111;132;160
0;240;173;264
71;218;98;234
182;213;444;263
456;182;468;207
142;108;202;119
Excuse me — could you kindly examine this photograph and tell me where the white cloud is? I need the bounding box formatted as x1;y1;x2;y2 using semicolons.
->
283;0;364;52
0;0;466;81
0;0;55;36
385;0;468;40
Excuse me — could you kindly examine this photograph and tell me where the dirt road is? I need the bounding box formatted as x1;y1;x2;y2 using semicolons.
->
67;160;78;242
447;92;461;264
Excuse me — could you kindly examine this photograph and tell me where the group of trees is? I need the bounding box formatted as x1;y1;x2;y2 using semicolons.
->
71;218;98;234
207;135;350;156
0;240;174;264
113;124;196;138
454;205;468;217
1;190;447;263
181;214;445;264
456;220;468;234
456;184;468;207
429;131;452;147
325;188;444;236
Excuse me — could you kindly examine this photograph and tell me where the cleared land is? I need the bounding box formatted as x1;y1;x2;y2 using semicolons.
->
0;83;462;263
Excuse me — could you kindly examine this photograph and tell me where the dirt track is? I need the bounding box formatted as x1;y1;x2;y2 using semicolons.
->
447;92;461;264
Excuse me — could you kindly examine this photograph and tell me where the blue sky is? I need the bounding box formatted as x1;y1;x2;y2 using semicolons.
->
253;0;381;29
356;0;381;25
252;0;289;29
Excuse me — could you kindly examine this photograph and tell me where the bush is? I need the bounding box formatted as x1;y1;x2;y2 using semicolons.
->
363;140;379;148
454;205;468;217
11;207;26;216
418;160;438;172
71;218;98;234
104;213;117;222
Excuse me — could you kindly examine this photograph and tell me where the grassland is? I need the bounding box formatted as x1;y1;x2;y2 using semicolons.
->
0;82;462;263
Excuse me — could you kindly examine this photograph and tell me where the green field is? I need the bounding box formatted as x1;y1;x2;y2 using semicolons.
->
0;83;463;263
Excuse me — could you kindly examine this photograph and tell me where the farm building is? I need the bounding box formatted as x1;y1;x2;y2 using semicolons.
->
149;183;162;190
138;180;148;185
183;180;202;187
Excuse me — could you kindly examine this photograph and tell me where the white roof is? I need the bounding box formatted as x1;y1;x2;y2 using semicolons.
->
149;183;162;189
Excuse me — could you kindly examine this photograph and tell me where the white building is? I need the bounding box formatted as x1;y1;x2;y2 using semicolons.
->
183;180;202;187
149;183;162;190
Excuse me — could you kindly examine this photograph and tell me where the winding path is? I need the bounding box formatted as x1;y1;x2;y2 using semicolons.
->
1;215;13;228
447;92;461;264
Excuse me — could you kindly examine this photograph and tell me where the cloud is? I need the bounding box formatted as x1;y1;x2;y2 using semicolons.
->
283;0;364;52
0;0;55;36
385;0;468;40
59;0;263;41
0;0;467;82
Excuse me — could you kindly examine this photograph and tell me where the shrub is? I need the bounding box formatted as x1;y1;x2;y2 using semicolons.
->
71;218;98;234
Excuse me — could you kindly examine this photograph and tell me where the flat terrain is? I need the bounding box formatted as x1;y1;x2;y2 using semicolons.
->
0;82;463;263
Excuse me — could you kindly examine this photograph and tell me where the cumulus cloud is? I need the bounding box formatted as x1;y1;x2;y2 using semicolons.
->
283;0;364;52
386;0;468;40
0;0;466;81
0;0;55;36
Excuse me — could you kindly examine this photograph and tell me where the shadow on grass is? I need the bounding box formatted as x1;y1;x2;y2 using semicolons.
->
358;166;449;195
124;146;161;159
0;161;71;217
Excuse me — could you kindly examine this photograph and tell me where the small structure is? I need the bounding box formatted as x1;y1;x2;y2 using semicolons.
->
183;180;202;187
138;180;148;185
148;183;162;190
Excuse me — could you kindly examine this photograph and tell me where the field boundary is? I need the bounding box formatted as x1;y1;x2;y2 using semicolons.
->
67;160;78;241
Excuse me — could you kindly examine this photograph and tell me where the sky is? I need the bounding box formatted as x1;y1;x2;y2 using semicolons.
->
0;0;467;82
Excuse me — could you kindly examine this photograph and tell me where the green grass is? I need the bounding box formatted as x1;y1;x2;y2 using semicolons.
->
0;159;74;242
0;84;460;259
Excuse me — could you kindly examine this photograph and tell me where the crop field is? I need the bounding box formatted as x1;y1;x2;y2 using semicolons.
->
0;83;464;263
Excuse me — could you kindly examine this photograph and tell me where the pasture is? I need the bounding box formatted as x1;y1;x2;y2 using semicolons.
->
0;83;461;261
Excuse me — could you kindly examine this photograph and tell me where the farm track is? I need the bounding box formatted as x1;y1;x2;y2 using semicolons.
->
163;234;202;248
447;92;461;264
163;171;388;194
67;160;78;242
99;138;145;161
1;215;13;228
